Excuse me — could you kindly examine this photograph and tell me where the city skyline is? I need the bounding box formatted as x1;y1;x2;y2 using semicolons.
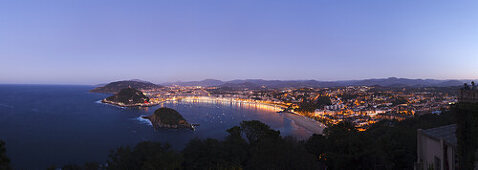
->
1;0;477;84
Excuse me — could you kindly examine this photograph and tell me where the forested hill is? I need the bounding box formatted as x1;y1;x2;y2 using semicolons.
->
90;80;162;94
104;87;149;105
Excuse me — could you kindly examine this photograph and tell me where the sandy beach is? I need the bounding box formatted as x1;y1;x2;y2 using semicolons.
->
283;112;325;136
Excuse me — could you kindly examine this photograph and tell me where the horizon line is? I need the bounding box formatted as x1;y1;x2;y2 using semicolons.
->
1;77;477;86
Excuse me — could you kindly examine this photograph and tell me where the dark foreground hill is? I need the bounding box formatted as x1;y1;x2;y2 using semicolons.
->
90;80;162;94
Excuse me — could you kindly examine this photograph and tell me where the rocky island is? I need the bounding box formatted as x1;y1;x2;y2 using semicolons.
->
102;87;157;107
142;107;193;129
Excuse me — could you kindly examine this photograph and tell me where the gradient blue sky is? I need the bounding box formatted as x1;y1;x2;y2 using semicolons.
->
1;0;477;84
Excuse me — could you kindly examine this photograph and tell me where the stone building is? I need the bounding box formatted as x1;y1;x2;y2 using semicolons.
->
416;124;457;170
416;82;478;170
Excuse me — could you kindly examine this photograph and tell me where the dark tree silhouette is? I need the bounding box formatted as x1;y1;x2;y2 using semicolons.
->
108;142;182;169
0;140;10;170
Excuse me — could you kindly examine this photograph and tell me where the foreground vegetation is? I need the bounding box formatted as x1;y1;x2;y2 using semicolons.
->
0;111;456;170
0;140;10;170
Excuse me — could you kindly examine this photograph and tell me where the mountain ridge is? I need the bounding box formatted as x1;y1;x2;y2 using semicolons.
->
160;77;475;88
90;80;163;93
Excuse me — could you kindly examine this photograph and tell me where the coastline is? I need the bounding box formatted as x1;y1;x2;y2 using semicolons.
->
101;99;161;107
100;95;326;135
175;96;286;112
169;96;326;135
282;112;325;135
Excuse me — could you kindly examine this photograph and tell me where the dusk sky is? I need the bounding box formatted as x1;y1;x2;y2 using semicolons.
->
1;0;477;84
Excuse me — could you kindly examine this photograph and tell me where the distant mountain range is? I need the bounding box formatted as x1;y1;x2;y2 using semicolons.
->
91;78;474;92
161;79;224;87
162;77;475;88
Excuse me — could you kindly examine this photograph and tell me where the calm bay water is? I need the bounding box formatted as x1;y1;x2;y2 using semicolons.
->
0;85;313;169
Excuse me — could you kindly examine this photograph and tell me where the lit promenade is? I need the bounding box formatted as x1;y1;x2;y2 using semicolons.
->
161;96;324;136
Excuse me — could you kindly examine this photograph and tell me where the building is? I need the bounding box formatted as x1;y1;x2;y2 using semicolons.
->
324;104;344;110
416;124;457;170
416;82;478;170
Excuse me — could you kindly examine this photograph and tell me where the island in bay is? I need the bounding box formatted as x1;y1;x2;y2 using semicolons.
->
142;107;193;129
102;87;156;107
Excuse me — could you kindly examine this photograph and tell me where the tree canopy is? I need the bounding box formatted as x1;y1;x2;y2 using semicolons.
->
0;140;11;170
105;120;319;170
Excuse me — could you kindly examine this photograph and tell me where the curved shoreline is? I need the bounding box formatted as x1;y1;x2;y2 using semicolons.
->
101;99;160;107
282;112;324;135
166;96;325;135
99;96;325;135
172;96;285;112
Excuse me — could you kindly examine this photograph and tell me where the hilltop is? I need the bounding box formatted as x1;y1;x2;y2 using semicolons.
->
162;79;224;87
102;88;150;107
90;80;162;94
